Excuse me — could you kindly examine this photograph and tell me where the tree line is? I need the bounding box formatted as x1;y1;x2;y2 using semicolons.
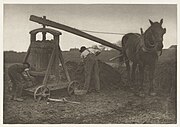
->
4;51;26;63
4;49;120;64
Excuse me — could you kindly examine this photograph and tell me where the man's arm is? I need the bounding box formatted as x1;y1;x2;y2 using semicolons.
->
21;72;28;81
21;68;29;81
89;47;105;56
81;56;85;63
93;48;101;56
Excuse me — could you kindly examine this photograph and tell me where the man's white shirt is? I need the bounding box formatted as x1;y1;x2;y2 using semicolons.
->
80;48;101;59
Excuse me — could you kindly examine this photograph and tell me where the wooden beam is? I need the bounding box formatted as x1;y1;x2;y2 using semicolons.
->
29;15;122;51
42;16;46;41
42;46;56;86
23;46;31;63
58;45;71;82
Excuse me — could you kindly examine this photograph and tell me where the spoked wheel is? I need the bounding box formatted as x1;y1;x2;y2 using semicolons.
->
34;85;50;102
67;81;80;96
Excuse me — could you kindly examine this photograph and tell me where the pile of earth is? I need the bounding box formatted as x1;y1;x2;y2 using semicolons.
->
58;46;176;97
59;60;122;90
141;47;177;98
154;47;177;98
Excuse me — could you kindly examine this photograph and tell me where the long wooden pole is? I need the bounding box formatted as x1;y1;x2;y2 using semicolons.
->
29;15;122;52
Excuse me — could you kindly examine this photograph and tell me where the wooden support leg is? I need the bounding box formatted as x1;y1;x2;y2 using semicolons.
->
23;46;31;63
42;46;56;86
57;45;71;82
54;46;60;82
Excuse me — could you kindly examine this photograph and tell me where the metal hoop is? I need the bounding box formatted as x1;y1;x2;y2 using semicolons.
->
34;85;50;102
67;81;80;96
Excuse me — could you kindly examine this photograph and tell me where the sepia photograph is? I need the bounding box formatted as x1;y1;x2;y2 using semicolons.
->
2;1;178;125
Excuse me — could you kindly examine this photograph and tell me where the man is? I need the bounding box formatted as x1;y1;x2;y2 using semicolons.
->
8;62;30;102
79;46;103;93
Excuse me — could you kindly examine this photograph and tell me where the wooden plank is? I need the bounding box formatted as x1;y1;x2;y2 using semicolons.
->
24;81;68;92
58;45;71;82
23;46;31;63
42;46;56;86
54;45;60;82
30;15;122;52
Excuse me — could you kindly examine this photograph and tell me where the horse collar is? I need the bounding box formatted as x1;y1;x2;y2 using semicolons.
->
140;35;155;53
142;46;154;53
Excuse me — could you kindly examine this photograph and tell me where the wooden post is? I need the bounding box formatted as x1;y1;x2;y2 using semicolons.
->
23;46;31;63
57;43;71;82
54;45;60;82
54;34;71;82
42;16;46;41
42;46;56;86
140;28;144;35
23;32;35;63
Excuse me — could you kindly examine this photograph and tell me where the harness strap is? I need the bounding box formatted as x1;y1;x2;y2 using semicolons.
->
122;32;162;64
139;34;155;53
86;49;91;54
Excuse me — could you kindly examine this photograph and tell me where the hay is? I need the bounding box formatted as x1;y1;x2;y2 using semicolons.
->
151;48;176;98
154;59;177;98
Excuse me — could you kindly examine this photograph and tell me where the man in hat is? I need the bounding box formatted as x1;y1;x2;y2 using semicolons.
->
8;62;30;102
79;46;103;93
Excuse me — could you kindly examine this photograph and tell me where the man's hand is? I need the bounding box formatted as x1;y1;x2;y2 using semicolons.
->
24;68;30;72
95;51;101;56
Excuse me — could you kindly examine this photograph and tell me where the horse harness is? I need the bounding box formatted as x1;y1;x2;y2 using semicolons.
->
135;33;162;56
121;33;162;64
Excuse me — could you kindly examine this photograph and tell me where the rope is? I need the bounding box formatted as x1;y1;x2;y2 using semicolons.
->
81;29;125;35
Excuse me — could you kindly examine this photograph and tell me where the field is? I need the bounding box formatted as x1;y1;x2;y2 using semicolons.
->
3;47;177;124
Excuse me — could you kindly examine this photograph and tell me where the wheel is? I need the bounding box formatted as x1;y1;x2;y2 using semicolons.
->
67;81;80;96
34;85;50;102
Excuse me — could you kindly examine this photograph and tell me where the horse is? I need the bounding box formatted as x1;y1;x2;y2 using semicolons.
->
121;19;166;96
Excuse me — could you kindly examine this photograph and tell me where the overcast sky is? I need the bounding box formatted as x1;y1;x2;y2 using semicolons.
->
3;4;177;51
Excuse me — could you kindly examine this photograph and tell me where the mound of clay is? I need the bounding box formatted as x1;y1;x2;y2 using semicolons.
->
154;48;177;98
60;60;122;90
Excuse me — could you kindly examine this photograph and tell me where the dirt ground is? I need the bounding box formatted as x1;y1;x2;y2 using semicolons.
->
3;48;177;124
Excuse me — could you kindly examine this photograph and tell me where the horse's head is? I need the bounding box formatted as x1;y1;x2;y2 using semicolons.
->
145;19;166;51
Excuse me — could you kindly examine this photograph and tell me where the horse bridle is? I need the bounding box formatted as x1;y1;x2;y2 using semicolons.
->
141;30;162;56
152;33;163;56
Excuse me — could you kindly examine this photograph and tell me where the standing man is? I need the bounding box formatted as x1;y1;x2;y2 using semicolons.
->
8;62;30;102
79;46;103;93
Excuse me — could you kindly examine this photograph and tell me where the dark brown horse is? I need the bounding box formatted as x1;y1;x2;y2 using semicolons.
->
122;19;166;96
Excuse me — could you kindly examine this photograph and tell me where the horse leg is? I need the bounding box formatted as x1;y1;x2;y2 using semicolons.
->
139;64;145;96
131;63;137;82
125;58;131;85
149;65;156;96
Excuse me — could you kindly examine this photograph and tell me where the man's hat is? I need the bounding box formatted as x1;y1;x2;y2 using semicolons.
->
23;62;30;68
79;46;87;53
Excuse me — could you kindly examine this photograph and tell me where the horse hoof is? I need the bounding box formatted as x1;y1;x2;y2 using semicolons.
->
135;91;145;97
150;92;156;96
139;93;145;97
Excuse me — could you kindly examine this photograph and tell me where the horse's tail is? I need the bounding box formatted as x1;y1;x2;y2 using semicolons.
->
122;33;133;48
121;33;135;63
120;34;130;63
121;34;131;55
121;34;128;48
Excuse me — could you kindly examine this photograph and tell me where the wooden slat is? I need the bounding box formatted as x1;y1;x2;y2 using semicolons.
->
58;45;71;82
54;45;60;82
42;46;56;86
23;46;31;63
24;81;68;92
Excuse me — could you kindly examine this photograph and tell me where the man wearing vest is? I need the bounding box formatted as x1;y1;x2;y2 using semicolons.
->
79;46;103;93
8;62;30;102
